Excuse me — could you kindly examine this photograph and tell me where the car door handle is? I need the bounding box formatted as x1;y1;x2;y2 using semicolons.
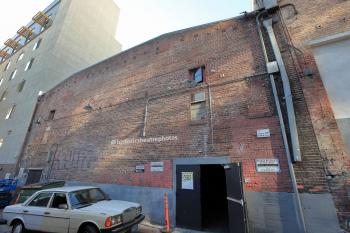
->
22;210;29;213
44;212;50;215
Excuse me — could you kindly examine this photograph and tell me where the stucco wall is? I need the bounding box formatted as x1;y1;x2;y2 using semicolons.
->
311;36;350;154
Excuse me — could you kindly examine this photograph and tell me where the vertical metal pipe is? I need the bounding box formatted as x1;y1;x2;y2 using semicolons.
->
142;98;149;137
263;18;302;162
270;75;307;233
208;83;214;147
256;12;307;232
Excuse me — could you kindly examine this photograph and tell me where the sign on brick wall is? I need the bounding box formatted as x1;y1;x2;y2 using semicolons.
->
256;158;280;172
150;162;164;172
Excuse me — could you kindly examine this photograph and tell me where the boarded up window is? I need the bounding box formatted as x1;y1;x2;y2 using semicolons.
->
191;91;207;121
41;126;51;144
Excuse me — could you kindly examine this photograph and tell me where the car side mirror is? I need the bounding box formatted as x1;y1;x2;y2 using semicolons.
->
58;204;68;210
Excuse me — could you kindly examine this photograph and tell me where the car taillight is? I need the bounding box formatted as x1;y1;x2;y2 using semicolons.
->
105;217;112;228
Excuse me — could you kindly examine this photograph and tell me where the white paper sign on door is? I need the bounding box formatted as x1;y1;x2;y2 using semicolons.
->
181;172;194;190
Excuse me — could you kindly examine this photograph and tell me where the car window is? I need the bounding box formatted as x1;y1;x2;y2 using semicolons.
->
69;188;108;209
50;193;68;209
28;192;53;207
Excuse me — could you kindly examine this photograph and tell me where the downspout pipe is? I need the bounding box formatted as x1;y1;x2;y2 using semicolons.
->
263;18;302;162
256;12;307;233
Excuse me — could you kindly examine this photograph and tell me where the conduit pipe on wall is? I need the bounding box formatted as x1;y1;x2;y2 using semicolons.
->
263;18;302;162
256;11;307;233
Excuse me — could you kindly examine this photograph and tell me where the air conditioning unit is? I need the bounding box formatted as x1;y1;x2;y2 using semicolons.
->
252;0;278;11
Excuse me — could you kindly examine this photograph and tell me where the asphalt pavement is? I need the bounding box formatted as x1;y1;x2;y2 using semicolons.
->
0;210;208;233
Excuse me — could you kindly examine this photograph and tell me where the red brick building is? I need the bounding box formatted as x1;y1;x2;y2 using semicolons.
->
16;1;350;232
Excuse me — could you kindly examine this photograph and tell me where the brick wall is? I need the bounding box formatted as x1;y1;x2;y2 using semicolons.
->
277;0;350;227
19;15;293;193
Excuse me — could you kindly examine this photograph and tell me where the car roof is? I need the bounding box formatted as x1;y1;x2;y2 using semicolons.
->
39;186;98;193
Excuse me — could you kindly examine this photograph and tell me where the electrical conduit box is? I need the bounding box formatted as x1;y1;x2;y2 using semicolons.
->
252;0;278;11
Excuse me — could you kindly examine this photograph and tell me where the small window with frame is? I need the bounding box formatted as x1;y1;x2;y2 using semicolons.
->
191;67;204;83
48;110;56;120
9;69;17;80
0;90;8;102
25;58;34;71
4;62;11;71
17;80;26;92
5;105;16;119
33;39;42;50
17;52;24;62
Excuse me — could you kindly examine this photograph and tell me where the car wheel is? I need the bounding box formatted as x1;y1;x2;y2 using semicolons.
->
81;225;98;233
11;221;25;233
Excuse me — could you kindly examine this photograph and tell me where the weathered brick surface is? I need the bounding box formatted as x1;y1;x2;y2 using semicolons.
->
19;16;293;193
277;0;350;227
17;0;350;228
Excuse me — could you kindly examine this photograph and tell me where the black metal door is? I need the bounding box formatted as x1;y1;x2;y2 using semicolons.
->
224;163;247;233
26;169;42;185
176;165;202;230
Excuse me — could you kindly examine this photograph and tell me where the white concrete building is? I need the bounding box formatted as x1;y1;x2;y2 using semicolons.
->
0;0;121;178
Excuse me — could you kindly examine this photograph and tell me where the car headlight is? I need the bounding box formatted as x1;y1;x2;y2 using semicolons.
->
105;215;122;227
136;206;142;216
111;214;122;225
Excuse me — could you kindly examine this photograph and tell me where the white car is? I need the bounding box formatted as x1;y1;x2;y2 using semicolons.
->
2;186;144;233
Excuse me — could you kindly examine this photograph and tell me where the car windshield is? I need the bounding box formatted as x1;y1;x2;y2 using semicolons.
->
69;188;109;209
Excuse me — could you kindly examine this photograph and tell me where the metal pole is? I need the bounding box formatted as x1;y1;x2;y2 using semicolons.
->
255;11;307;233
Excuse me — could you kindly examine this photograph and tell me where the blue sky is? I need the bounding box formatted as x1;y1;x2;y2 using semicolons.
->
0;0;251;50
114;0;252;49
